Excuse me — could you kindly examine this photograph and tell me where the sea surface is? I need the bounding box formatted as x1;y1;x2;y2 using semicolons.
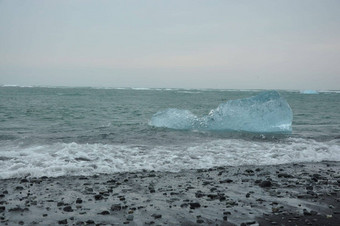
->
0;86;339;179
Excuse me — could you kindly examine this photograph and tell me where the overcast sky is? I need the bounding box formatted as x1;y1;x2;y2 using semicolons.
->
0;0;339;90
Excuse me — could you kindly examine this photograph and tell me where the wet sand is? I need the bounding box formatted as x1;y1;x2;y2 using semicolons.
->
0;161;339;225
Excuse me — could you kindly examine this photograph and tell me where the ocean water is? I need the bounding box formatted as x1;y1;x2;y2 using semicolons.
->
0;86;339;179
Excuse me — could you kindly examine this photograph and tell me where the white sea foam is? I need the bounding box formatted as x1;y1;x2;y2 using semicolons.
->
0;138;339;179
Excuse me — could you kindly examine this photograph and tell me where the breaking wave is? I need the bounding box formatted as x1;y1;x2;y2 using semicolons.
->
0;138;339;179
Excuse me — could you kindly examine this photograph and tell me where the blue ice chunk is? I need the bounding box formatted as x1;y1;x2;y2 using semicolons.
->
300;90;319;94
149;109;198;130
149;91;293;133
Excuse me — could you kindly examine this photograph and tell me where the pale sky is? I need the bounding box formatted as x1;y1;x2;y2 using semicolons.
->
1;0;340;90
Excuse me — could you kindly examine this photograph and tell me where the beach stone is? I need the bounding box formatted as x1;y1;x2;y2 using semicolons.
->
98;210;110;215
197;219;204;223
277;173;293;178
9;206;29;212
76;198;82;204
20;178;29;183
63;206;73;212
180;203;188;208
259;180;272;188
245;169;255;174
306;186;313;190
189;202;201;209
0;206;5;212
58;219;68;224
220;179;233;183
57;201;64;206
195;191;205;198
86;220;95;224
94;194;103;200
111;204;122;211
151;213;162;219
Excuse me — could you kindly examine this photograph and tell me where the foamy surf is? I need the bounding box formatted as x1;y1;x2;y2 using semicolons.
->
0;138;339;179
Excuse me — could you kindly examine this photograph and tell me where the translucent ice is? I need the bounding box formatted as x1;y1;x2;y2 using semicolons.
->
150;91;293;133
300;90;319;94
149;109;198;130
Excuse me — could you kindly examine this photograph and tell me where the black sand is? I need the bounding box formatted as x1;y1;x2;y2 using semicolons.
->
0;161;339;225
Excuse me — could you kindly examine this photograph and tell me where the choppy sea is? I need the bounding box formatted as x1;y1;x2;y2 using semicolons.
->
0;86;339;179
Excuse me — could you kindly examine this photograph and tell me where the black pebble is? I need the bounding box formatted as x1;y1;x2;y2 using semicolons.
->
151;213;162;219
111;204;122;211
98;210;110;215
58;219;68;224
94;194;103;200
189;202;201;209
63;206;73;212
219;179;233;183
259;180;272;188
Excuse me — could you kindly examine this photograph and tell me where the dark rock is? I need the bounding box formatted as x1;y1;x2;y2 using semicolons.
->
15;186;24;190
189;202;201;209
75;157;91;161
220;179;233;183
20;178;29;183
197;219;204;223
306;186;313;190
195;192;205;198
57;202;64;206
98;210;110;215
311;177;318;182
0;206;5;212
111;204;122;211
180;203;188;208
303;209;317;216
277;173;293;178
9;206;29;212
259;180;272;188
63;206;73;212
245;169;254;174
151;213;162;219
94;194;103;200
202;181;212;185
76;198;82;204
86;220;95;224
58;219;68;224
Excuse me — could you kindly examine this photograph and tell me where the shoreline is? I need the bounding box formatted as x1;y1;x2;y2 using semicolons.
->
0;161;339;225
